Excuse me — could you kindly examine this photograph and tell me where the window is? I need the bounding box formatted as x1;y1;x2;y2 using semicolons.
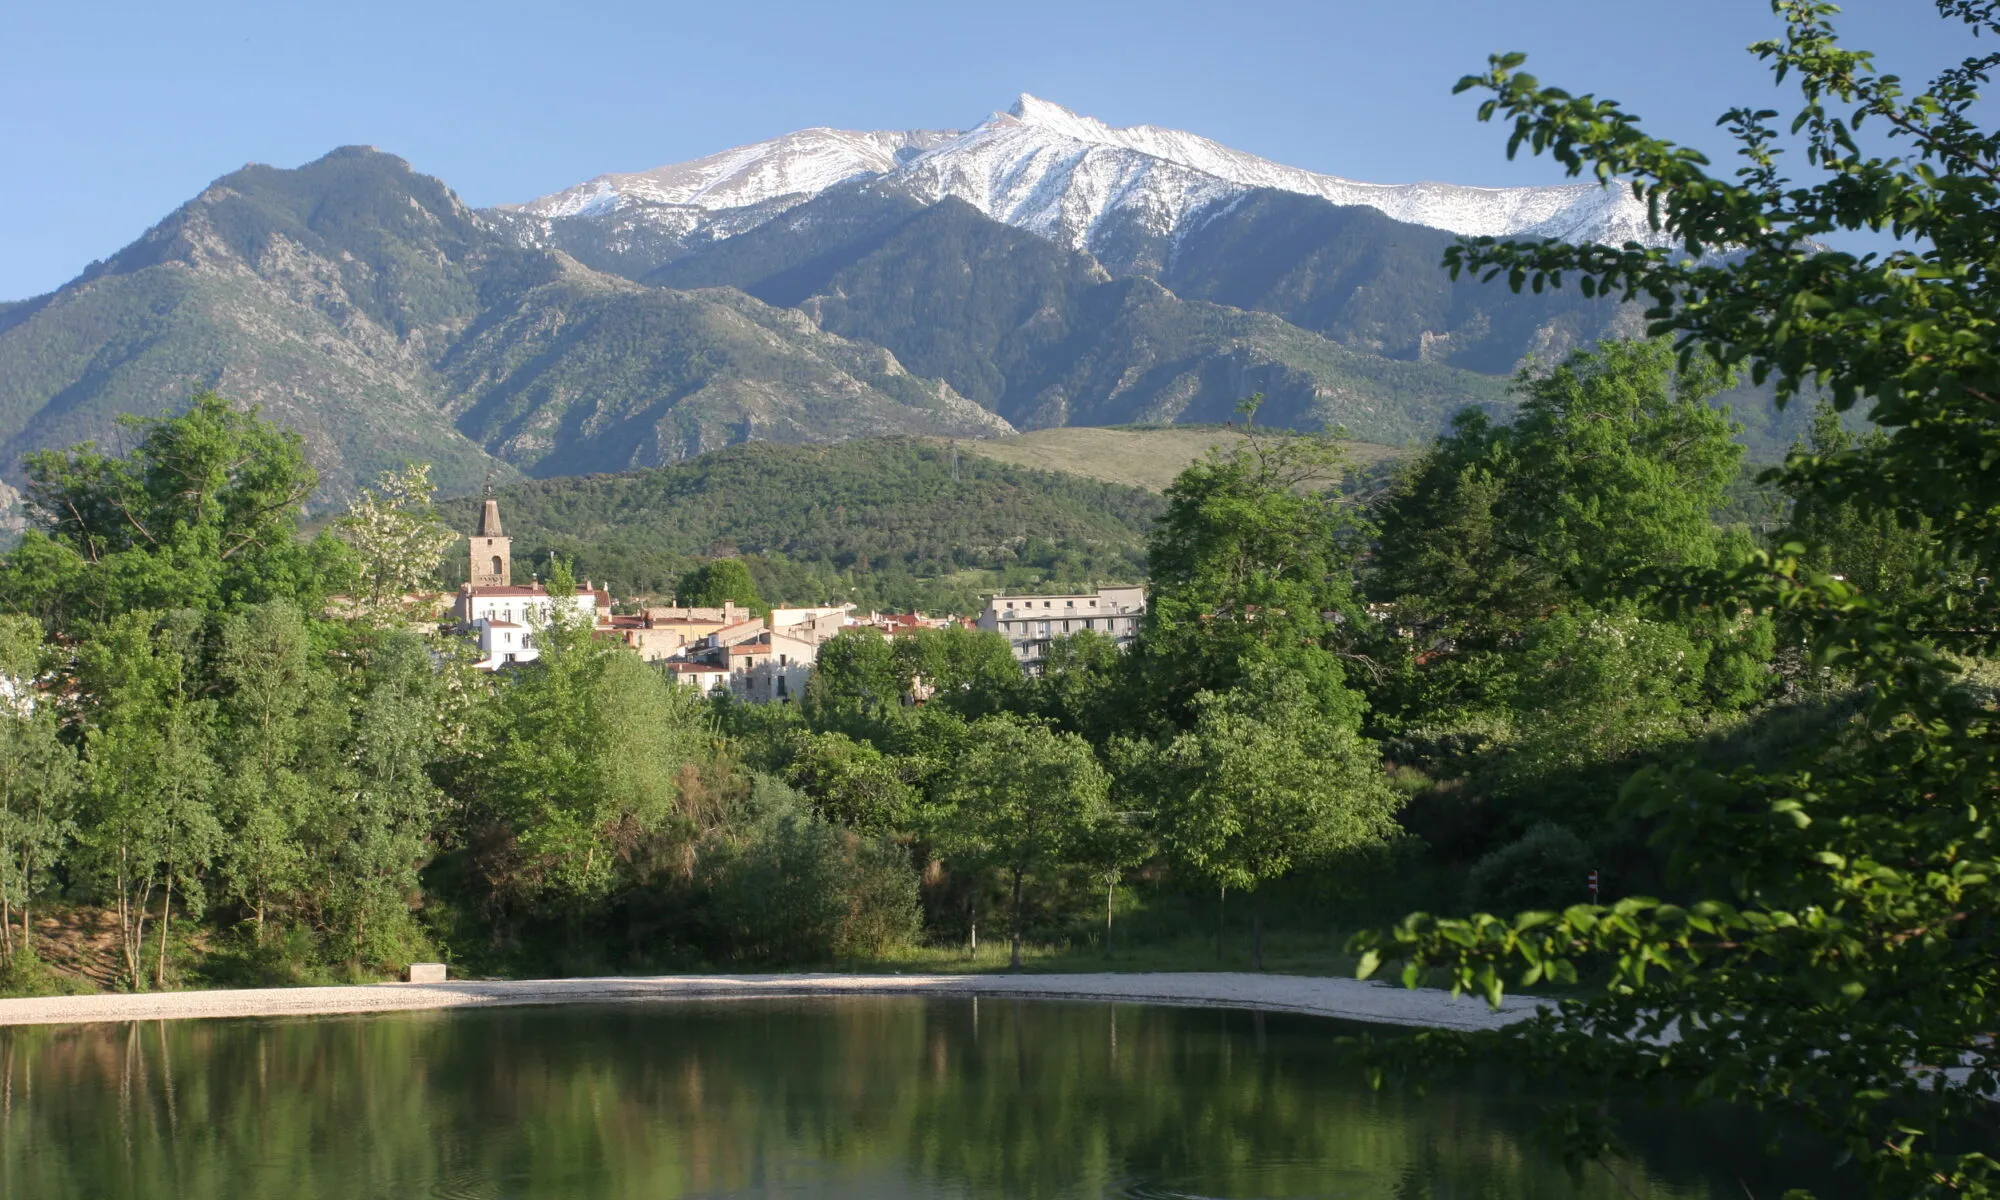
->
1089;600;1097;607
490;555;504;577
1063;620;1071;633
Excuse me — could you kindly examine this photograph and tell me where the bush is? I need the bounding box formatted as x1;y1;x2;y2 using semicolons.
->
702;790;921;963
1464;822;1592;915
0;951;90;998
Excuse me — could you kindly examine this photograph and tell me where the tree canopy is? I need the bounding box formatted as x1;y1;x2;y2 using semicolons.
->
1355;5;2000;1196
3;392;348;624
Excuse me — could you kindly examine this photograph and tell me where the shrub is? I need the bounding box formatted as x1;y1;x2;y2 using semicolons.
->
703;797;921;964
0;951;90;998
1464;822;1592;915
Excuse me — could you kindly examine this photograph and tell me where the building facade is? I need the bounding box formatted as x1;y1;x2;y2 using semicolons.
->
449;496;610;669
976;585;1146;669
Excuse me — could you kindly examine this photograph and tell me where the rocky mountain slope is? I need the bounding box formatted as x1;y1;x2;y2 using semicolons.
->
651;186;1510;439
0;149;1008;499
508;96;1643;386
0;96;1810;507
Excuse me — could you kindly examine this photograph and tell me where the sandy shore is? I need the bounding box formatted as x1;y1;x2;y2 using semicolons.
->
0;972;1543;1031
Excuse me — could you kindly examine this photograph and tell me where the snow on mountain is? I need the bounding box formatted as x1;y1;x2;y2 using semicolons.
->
500;95;1663;266
509;127;954;219
900;95;1661;248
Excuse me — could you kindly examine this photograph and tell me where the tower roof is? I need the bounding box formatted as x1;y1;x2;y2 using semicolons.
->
477;497;504;537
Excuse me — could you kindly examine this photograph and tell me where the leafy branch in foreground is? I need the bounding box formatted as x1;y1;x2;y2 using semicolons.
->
1358;4;2000;1197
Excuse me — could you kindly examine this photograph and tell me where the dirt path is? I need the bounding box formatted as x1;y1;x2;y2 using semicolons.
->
0;971;1542;1031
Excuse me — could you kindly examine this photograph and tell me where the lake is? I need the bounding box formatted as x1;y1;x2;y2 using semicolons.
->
0;997;1842;1198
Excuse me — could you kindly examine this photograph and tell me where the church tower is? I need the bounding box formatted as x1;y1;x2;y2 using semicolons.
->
470;489;511;588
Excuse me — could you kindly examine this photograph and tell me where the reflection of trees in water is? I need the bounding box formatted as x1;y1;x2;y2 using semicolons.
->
0;1000;1823;1199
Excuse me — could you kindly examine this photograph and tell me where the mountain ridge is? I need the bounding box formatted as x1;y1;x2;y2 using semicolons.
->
0;102;1809;509
496;94;1665;282
0;148;1015;499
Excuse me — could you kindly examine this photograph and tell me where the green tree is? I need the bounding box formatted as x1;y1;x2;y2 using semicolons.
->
471;561;710;920
75;611;222;990
1780;401;1944;613
1025;630;1136;746
0;616;79;962
676;558;763;612
934;714;1109;968
1373;339;1741;655
802;628;904;731
1148;669;1402;969
214;600;336;942
889;625;1022;718
336;463;457;622
785;731;919;835
1;392;348;624
1136;417;1367;730
325;631;449;962
1356;6;2000;1195
703;789;921;965
1366;339;1768;740
1072;804;1153;959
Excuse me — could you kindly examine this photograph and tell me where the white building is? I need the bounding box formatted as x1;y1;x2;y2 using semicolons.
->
769;604;858;646
449;496;610;670
976;585;1146;669
667;661;730;692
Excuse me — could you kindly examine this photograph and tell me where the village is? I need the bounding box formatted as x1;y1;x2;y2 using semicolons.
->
448;494;1148;695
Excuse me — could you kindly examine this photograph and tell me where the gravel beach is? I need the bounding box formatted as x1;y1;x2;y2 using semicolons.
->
0;972;1543;1031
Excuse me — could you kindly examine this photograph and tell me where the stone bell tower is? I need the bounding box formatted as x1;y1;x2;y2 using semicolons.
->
469;487;511;587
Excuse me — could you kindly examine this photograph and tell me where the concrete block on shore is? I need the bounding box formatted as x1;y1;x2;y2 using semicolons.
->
407;963;448;984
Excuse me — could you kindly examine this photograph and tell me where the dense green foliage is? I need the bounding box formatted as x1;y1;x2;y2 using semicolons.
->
440;437;1161;611
0;345;1851;999
675;558;764;612
7;15;1996;1185
2;392;351;625
1346;5;2000;1197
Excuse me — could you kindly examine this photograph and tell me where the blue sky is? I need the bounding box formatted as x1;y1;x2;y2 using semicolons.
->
0;0;1970;299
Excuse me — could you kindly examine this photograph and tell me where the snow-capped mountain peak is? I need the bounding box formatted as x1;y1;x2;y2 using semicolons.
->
502;95;1662;270
893;94;1658;251
508;126;954;220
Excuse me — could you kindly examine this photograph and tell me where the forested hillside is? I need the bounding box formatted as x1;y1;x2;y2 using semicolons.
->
950;426;1405;492
440;437;1162;610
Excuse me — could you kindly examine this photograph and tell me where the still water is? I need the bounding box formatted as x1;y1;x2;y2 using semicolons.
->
0;998;1839;1199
